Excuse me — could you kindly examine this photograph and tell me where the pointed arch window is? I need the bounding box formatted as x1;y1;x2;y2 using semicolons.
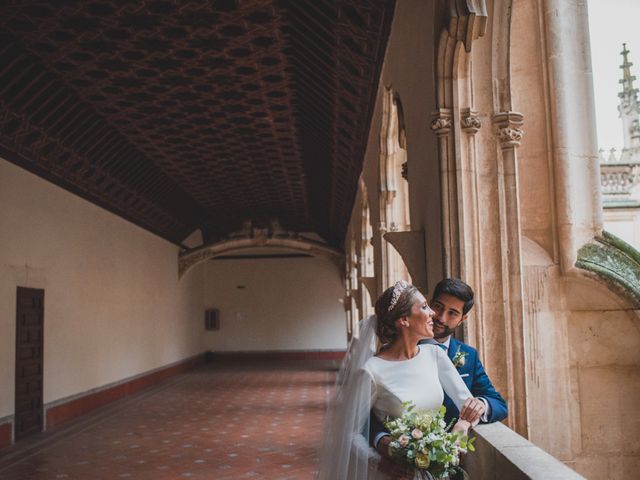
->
379;88;411;287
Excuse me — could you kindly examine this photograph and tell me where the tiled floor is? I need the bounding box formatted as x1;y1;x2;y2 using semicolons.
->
0;360;338;479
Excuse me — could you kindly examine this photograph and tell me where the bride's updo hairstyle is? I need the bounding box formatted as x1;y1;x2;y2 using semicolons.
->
374;280;420;343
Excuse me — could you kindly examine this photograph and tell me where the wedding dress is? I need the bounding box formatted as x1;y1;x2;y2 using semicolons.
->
318;316;472;480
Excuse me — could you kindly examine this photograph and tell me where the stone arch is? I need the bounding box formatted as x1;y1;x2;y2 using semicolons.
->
178;236;344;278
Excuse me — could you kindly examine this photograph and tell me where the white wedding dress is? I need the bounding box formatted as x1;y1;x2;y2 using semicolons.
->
364;344;471;426
318;317;473;480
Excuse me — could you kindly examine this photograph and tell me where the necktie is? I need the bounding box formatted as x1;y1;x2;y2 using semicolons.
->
437;343;447;352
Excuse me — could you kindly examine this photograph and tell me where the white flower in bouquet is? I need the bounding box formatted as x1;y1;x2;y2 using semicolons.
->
383;401;475;480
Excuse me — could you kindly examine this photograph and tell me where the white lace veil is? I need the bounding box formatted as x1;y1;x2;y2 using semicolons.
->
317;315;382;480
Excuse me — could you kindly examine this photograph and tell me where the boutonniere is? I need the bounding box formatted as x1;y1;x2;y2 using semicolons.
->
452;347;468;369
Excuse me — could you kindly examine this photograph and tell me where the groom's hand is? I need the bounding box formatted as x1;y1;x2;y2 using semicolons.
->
375;435;392;457
459;397;485;425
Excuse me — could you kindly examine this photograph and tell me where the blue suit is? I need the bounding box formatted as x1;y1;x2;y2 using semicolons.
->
435;337;508;426
369;337;507;445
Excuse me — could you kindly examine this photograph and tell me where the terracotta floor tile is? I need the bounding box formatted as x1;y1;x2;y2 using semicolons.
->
0;360;339;479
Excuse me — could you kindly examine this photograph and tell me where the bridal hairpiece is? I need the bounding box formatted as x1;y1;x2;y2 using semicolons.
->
388;280;410;311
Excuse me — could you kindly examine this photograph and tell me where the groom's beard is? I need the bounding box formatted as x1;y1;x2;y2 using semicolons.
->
433;320;454;339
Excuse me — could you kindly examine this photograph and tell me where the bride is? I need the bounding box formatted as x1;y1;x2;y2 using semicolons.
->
318;281;484;480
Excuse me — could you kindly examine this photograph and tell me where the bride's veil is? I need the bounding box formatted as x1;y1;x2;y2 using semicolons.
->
317;315;381;480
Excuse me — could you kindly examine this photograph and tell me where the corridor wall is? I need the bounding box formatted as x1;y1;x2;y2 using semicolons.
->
202;257;347;352
0;159;204;427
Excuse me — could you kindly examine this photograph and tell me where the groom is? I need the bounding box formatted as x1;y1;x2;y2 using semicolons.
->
371;278;508;452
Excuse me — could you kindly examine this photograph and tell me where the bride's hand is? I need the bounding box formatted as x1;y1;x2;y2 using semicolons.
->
375;436;414;478
459;397;484;426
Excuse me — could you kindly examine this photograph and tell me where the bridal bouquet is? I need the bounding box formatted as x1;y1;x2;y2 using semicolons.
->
383;402;475;479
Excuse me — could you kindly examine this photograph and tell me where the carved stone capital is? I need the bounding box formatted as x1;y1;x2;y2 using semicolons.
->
493;112;525;148
497;127;524;145
430;109;453;136
461;108;481;134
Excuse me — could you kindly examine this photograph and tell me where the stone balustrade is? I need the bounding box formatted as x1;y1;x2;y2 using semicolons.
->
464;422;585;479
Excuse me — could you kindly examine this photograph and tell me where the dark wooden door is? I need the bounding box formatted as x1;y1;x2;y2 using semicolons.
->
15;287;44;441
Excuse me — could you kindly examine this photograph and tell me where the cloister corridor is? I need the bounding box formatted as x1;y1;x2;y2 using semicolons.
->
1;1;637;478
0;360;337;480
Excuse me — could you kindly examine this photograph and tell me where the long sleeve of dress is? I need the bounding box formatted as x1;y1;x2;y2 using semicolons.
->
434;346;472;412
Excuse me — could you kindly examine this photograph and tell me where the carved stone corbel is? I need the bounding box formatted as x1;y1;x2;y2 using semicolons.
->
383;230;428;292
359;276;377;305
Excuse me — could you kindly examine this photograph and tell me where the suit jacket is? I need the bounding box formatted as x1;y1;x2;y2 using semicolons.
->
437;337;508;425
369;337;508;445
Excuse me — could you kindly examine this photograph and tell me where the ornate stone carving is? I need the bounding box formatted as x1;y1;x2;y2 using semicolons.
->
430;109;453;135
600;162;640;204
461;109;481;134
493;112;525;148
497;127;524;145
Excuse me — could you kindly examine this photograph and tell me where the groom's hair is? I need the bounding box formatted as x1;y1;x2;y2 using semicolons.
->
432;278;475;315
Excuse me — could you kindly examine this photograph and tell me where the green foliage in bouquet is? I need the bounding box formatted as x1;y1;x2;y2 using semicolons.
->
384;402;475;479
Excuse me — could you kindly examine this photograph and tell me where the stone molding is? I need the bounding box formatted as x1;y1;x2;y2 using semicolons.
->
443;0;488;53
576;230;640;306
493;111;525;148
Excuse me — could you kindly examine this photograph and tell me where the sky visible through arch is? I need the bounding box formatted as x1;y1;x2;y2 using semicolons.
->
588;0;640;152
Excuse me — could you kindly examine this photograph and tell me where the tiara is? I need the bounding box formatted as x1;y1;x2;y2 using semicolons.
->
388;280;410;311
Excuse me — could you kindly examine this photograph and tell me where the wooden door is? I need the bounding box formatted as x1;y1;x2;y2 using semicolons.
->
15;287;44;441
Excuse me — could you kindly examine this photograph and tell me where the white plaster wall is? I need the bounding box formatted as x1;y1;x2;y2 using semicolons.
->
202;257;346;351
0;159;204;418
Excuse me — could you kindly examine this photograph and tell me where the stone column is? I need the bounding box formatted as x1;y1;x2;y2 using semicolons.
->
542;0;602;272
459;108;485;350
431;108;457;277
493;111;528;436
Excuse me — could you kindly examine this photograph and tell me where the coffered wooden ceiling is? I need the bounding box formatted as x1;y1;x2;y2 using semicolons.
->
0;0;395;248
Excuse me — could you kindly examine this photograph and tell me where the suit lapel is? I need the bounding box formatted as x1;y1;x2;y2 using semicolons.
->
447;337;459;361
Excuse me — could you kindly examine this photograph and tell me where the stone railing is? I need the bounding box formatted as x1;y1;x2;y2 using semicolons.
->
599;147;640;205
600;161;640;196
464;422;585;479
